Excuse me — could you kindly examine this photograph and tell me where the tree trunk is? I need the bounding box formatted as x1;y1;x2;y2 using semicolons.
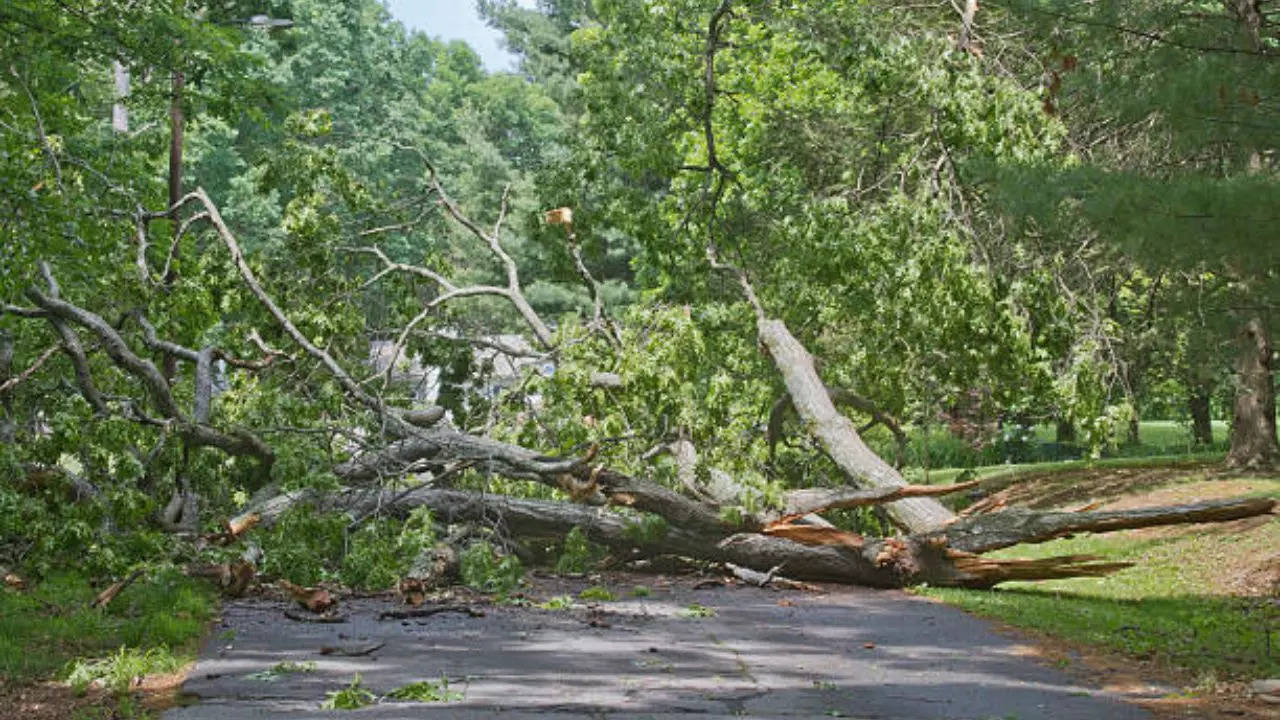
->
1226;317;1279;470
756;318;955;532
239;485;1275;590
1188;382;1213;447
1054;417;1076;444
1127;403;1141;446
111;61;129;133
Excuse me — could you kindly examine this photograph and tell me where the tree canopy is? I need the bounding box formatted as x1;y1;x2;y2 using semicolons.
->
0;0;1275;591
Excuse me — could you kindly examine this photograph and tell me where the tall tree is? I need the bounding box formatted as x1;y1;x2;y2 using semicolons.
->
988;0;1280;468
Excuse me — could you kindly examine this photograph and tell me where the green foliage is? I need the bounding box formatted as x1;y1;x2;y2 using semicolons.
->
459;541;524;596
621;513;670;545
386;675;464;703
245;661;317;682
555;526;603;574
536;595;574;611
259;505;437;590
340;518;415;591
64;646;184;694
321;673;377;710
679;603;716;619
630;585;651;598
259;506;346;586
578;585;615;602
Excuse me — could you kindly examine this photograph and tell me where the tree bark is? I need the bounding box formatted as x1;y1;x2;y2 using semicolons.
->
756;318;955;532
1226;317;1279;470
1054;417;1076;444
1188;381;1214;447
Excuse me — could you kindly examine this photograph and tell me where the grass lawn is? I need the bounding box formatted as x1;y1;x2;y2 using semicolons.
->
1028;420;1230;450
917;474;1280;683
0;568;216;687
904;450;1227;488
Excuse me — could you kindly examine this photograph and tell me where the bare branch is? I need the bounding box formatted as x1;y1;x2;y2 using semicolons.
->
554;214;622;346
1;304;48;318
780;480;980;519
425;169;555;348
134;313;199;363
51;319;110;415
191;188;388;418
160;211;210;283
0;343;59;395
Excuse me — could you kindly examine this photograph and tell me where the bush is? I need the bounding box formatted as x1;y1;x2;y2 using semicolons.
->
259;506;345;586
260;505;438;591
459;541;523;596
555;526;604;574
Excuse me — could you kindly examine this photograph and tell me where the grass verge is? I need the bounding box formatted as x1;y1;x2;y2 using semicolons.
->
0;568;217;687
917;477;1280;683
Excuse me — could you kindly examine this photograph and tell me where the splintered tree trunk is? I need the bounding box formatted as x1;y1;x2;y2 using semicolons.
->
1227;317;1279;470
755;318;955;532
1188;381;1214;447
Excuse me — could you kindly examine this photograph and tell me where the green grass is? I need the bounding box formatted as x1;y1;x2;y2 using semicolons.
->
1027;420;1230;449
578;585;616;602
872;420;1232;471
918;478;1280;681
0;568;217;686
536;595;574;611
680;603;717;619
905;450;1226;488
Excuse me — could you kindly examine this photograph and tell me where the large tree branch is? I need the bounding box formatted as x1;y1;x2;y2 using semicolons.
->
769;387;909;469
333;430;733;535
239;484;1275;590
936;496;1278;554
23;270;272;468
754;318;957;532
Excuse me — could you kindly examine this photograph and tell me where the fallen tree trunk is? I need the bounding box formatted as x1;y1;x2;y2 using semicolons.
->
756;318;955;532
239;480;1275;590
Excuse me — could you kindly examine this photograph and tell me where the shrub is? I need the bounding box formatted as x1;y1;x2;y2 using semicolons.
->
459;541;523;596
555;526;604;573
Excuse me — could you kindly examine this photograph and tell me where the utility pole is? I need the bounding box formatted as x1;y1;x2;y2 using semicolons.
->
166;11;296;239
161;9;293;381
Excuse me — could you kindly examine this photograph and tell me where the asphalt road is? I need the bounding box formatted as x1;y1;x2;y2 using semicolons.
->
165;576;1154;719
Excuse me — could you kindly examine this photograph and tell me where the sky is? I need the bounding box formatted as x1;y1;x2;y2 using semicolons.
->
383;0;537;72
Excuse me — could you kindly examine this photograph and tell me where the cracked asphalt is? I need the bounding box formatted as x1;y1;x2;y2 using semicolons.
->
165;576;1153;719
